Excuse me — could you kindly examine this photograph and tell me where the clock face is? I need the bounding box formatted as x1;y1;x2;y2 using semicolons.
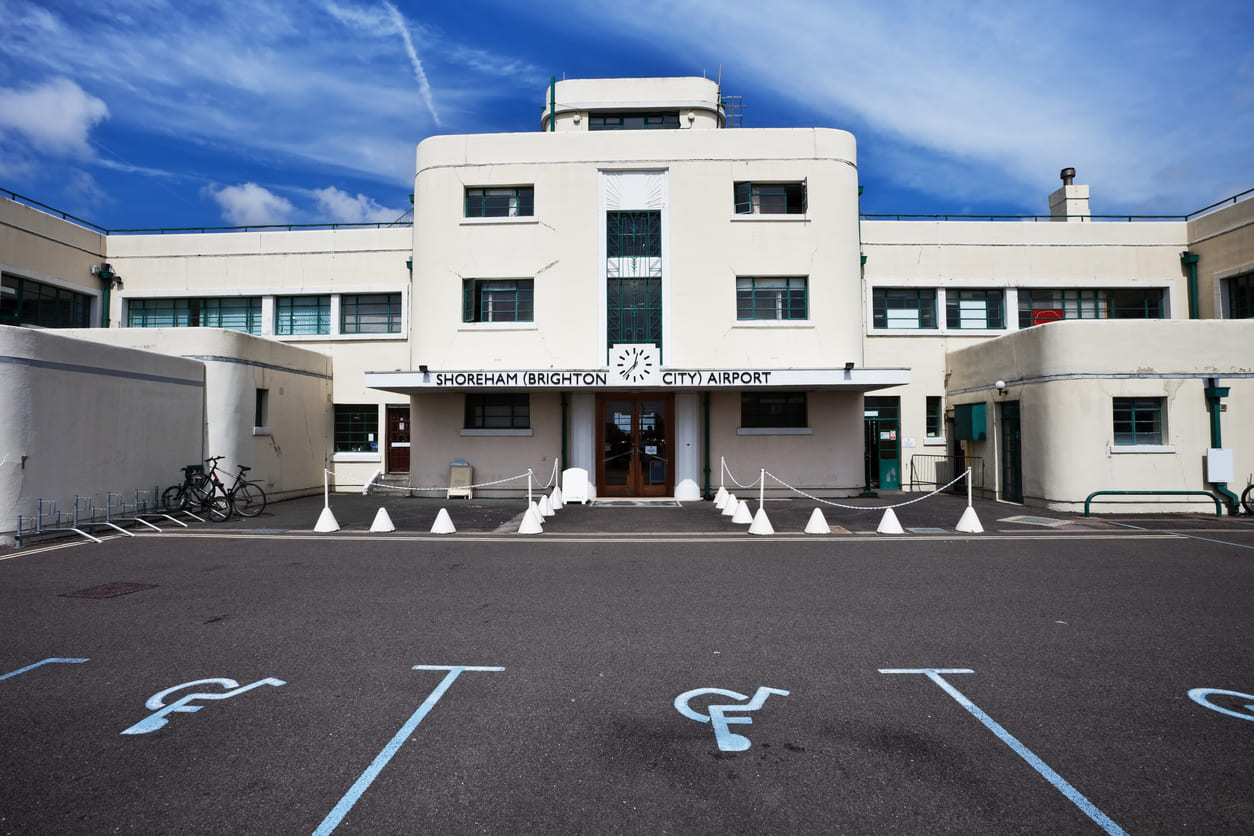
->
613;344;656;384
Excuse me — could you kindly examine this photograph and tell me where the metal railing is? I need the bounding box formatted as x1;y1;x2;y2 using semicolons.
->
910;454;986;498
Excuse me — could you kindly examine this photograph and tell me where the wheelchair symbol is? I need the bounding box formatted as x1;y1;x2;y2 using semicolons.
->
1188;687;1254;722
121;676;286;735
674;686;790;752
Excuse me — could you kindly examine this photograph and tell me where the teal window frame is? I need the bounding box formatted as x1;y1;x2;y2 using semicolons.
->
465;187;534;218
736;277;808;320
733;181;807;215
741;392;807;429
926;396;943;438
275;295;331;335
1018;288;1164;328
334;404;378;452
464;393;530;429
1227;274;1253;319
462;279;534;323
946;289;1004;329
1;272;92;328
589;112;680;131
1113;397;1164;446
126;297;262;334
341;293;402;334
872;288;937;329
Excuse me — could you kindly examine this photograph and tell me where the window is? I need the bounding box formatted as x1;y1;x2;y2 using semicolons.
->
734;181;806;215
872;288;937;329
465;187;534;218
588;112;680;131
946;289;1004;329
737;277;807;320
1113;397;1164;446
741;392;807;428
1018;288;1164;328
1;273;92;328
334;404;378;452
275;295;330;335
255;389;268;428
606;210;663;350
465;394;529;429
126;297;262;334
462;280;533;323
1227;274;1253;319
341;293;402;334
926;396;943;438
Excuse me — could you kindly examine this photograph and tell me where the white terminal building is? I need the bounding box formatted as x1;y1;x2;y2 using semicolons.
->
2;76;1252;541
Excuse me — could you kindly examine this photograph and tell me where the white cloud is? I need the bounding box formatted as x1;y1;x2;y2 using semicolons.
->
312;186;406;222
207;183;296;225
0;77;109;157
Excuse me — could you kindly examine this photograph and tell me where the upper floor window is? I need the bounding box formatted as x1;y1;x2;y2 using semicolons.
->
946;289;1005;330
734;181;806;215
1018;288;1164;328
126;297;262;335
926;396;943;438
589;112;680;131
275;295;330;335
1;272;92;329
342;293;402;334
872;288;937;330
465;187;534;218
1225;274;1253;319
463;279;534;323
737;277;808;320
1113;397;1164;446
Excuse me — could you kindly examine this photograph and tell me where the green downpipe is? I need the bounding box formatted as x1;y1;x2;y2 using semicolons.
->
100;282;111;327
702;391;711;500
1180;252;1199;319
1204;381;1240;514
560;392;568;477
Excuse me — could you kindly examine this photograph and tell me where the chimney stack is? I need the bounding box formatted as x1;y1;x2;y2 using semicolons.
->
1049;167;1089;222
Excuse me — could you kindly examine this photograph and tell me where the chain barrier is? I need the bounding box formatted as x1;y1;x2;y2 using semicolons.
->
328;457;560;494
762;468;971;511
720;458;762;490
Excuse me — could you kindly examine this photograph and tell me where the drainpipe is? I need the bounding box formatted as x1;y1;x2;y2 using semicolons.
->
702;391;711;500
560;392;569;477
1180;252;1199;319
549;76;556;132
1204;379;1240;514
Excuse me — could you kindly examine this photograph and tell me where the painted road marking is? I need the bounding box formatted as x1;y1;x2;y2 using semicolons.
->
1188;688;1254;721
1106;520;1254;550
314;664;505;836
121;676;286;735
0;657;89;681
880;668;1128;836
674;686;789;751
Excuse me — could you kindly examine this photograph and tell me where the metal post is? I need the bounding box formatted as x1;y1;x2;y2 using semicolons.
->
759;468;765;508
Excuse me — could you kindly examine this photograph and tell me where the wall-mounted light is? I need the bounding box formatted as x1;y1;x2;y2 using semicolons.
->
844;361;855;372
995;380;1008;396
419;364;429;373
92;263;122;288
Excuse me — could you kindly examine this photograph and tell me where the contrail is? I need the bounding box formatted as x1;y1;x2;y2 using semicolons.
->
383;1;441;127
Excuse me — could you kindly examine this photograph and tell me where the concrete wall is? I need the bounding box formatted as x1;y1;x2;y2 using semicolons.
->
946;319;1254;513
1187;197;1254;319
0;325;203;544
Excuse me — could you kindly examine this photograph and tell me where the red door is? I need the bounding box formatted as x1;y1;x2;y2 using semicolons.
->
386;405;410;473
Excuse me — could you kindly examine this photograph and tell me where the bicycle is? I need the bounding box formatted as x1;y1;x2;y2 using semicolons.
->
162;458;231;521
1242;473;1253;515
218;463;267;518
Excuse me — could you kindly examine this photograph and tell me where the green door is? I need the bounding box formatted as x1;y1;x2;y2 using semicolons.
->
999;401;1023;503
863;396;901;490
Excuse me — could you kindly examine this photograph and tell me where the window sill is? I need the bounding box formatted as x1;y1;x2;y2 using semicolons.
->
737;427;813;436
457;323;537;331
460;216;539;226
732;321;814;329
1110;444;1176;454
729;214;810;222
332;452;381;462
923;437;947;446
273;332;404;342
460;428;534;437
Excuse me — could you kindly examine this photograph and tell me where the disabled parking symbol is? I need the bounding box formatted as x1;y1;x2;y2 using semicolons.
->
121;676;286;735
674;686;789;751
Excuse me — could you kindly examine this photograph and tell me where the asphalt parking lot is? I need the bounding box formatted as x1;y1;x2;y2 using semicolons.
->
2;495;1252;834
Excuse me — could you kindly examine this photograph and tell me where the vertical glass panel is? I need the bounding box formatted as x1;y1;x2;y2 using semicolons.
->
604;400;633;486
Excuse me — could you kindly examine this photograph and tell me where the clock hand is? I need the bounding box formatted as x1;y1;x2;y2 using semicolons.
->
626;356;639;374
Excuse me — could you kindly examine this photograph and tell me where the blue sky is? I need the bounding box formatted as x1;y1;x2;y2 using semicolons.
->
1;0;1251;229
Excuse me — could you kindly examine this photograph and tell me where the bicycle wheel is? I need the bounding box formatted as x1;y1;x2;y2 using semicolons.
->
232;482;267;517
1243;484;1254;515
161;484;187;512
190;483;232;522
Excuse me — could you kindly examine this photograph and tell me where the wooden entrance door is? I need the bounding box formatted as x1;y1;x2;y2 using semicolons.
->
386;405;410;473
597;394;673;496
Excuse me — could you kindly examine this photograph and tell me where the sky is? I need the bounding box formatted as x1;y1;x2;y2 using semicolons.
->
1;0;1252;230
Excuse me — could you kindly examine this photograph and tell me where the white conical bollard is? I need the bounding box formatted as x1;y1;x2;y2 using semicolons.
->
430;507;456;534
369;507;395;532
314;505;340;532
731;500;753;524
518;502;544;534
539;494;555;517
804;508;831;534
955;505;984;533
721;493;739;517
551;485;564;510
877;507;904;534
748;506;775;535
713;486;729;509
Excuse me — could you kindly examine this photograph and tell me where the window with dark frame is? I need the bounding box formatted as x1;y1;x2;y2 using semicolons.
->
872;288;937;329
464;393;530;429
736;277;808;320
341;293;402;334
926;396;942;438
1;273;93;328
733;181;807;215
945;289;1004;329
1018;288;1164;328
275;295;331;335
126;297;262;334
588;112;680;131
741;392;807;428
334;404;379;452
462;279;534;323
1227;274;1253;319
465;187;534;218
1112;397;1164;446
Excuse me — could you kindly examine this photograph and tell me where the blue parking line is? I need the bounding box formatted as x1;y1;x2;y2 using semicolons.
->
880;668;1127;836
0;657;89;681
313;665;504;836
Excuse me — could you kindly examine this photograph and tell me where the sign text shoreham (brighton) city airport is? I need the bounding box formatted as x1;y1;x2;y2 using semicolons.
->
431;370;778;387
